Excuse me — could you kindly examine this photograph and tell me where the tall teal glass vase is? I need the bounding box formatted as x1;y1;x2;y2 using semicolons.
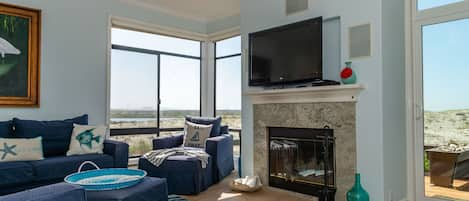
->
346;174;369;201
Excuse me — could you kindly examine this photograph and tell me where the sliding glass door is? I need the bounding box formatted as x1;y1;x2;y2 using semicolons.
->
109;28;201;157
412;1;469;200
422;18;469;201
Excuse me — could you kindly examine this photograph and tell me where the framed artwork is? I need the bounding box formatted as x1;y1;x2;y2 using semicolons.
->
0;3;40;107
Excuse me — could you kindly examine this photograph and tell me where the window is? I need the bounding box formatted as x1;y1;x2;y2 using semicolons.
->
110;27;201;157
110;50;158;129
214;35;242;159
410;1;469;200
215;36;242;129
160;55;201;128
112;28;200;57
418;0;464;10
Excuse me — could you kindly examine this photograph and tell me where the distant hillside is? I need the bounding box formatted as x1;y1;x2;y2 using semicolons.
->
425;109;469;146
111;110;240;118
109;109;241;130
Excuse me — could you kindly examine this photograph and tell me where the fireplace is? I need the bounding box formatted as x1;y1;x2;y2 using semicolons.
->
268;127;336;201
253;102;357;201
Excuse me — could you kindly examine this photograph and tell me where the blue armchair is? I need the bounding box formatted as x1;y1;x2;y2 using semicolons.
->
152;130;234;183
139;124;234;195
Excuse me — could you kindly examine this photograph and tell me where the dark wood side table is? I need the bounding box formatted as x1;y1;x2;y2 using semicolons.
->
426;148;469;187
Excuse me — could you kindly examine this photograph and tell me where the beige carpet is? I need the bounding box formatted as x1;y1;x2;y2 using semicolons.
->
182;173;318;201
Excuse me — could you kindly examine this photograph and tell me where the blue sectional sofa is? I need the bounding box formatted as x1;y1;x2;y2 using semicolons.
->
0;115;129;195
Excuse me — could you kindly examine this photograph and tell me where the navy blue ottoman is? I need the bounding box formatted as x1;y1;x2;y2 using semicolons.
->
87;177;168;201
0;183;86;201
138;155;213;195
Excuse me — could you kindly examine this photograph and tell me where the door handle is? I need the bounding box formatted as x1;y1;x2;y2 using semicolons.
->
415;103;423;120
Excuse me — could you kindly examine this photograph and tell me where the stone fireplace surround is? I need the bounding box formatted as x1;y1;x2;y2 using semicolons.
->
246;85;363;201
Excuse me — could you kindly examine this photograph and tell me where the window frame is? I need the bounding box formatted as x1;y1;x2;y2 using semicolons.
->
213;35;242;119
212;35;243;162
109;28;203;137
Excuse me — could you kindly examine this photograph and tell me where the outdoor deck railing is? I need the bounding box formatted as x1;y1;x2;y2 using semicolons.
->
110;127;242;159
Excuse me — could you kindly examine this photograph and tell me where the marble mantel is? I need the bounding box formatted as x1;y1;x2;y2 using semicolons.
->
245;84;364;104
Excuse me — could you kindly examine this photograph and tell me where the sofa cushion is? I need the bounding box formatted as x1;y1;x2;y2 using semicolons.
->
0;121;13;138
0;161;34;188
220;125;229;135
13;115;88;157
29;154;114;182
185;116;222;137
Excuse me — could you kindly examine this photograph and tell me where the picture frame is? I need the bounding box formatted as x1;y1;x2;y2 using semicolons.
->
0;2;41;107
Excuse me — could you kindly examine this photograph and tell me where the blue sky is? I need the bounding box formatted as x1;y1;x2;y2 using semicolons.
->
423;17;469;111
418;0;464;10
110;28;241;111
216;56;242;110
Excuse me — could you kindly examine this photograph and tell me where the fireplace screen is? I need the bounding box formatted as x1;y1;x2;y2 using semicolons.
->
269;127;336;201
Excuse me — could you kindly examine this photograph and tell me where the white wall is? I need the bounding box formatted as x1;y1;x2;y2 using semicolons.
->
239;0;404;200
0;0;207;124
382;0;407;200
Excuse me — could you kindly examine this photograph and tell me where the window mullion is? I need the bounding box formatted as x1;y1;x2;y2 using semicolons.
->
156;54;161;137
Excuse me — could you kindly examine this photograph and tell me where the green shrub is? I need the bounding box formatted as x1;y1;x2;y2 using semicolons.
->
129;140;151;156
424;153;430;172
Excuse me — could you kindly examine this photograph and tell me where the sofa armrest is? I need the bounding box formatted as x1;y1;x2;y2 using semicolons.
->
152;134;184;150
0;183;86;201
205;134;234;182
104;140;129;168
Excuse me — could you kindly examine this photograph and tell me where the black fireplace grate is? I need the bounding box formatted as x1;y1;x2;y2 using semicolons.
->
268;127;336;201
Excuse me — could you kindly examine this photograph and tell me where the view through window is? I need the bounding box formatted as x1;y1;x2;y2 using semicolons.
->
418;0;464;10
422;16;469;201
110;28;201;157
215;35;242;157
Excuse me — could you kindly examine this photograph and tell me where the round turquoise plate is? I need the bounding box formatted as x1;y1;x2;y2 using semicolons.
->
64;168;147;191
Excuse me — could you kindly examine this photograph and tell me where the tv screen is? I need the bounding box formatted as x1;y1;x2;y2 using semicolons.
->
249;17;323;86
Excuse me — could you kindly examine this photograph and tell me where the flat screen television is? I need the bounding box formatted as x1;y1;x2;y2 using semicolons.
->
249;17;323;86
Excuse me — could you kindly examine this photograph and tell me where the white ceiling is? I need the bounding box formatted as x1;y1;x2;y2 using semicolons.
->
121;0;240;22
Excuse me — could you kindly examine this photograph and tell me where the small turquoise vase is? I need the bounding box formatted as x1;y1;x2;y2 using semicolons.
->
346;174;369;201
341;61;357;85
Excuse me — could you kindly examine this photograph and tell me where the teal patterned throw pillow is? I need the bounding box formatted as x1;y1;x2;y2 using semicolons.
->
67;124;106;156
0;137;44;162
